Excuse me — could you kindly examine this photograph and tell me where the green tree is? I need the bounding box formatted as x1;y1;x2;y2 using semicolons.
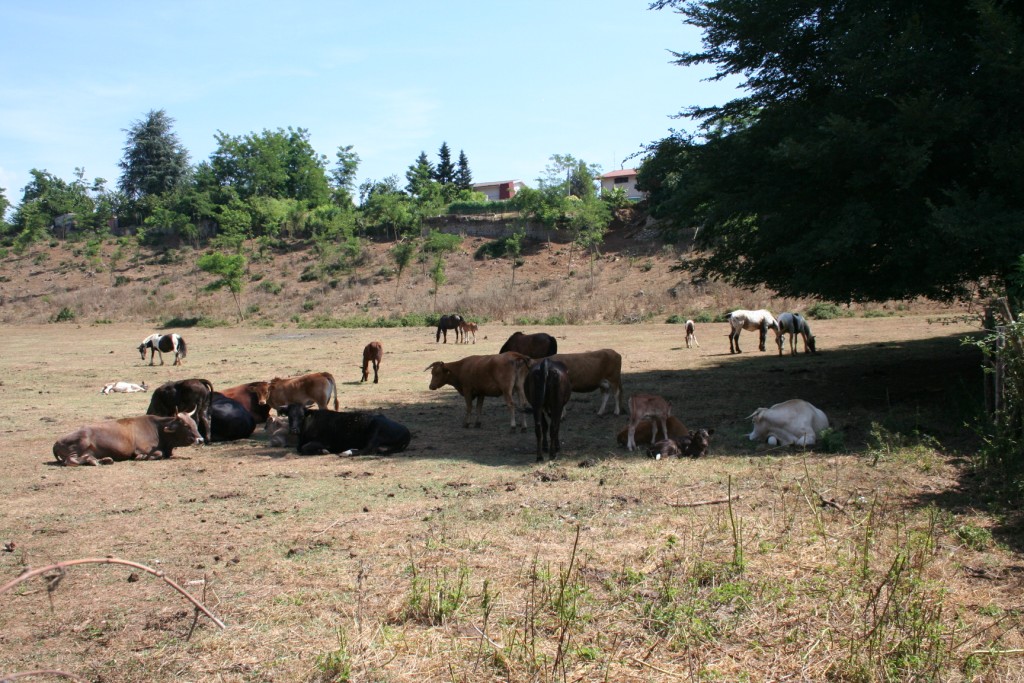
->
506;226;525;290
118;109;191;201
540;154;602;196
433;142;455;186
0;186;10;230
10;169;97;242
209;127;330;205
390;239;417;292
645;0;1024;305
454;150;473;191
197;251;247;321
331;144;361;206
406;151;435;197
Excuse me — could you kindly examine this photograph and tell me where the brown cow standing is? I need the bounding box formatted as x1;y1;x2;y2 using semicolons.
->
426;352;530;430
361;341;383;383
53;412;203;466
251;372;339;412
545;349;623;415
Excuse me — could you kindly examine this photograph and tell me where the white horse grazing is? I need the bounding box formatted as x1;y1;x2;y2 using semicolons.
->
138;333;187;366
727;309;779;354
776;312;816;355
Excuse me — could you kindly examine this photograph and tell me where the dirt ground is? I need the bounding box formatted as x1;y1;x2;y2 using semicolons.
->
2;317;1021;682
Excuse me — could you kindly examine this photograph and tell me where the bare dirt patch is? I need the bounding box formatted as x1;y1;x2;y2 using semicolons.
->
2;317;1020;682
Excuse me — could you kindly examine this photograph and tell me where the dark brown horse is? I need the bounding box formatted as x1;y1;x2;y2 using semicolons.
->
361;341;383;383
436;314;464;343
499;331;558;359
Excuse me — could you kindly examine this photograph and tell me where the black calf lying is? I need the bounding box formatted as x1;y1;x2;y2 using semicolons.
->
283;404;411;456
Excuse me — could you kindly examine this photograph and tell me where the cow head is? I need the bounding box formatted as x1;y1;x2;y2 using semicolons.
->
680;428;714;458
425;362;451;390
168;411;204;446
283;403;309;435
250;381;272;406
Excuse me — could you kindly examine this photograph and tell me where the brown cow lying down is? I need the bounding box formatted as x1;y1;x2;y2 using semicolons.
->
53;412;203;466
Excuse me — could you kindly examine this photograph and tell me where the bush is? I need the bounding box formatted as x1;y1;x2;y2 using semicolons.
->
447;199;512;215
805;302;851;320
51;307;76;322
422;230;462;254
113;275;131;287
163;316;202;328
258;280;283;295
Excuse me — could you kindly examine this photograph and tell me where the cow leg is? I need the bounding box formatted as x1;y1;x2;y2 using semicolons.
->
627;423;637;452
299;441;331;455
504;392;519;432
373;361;379;384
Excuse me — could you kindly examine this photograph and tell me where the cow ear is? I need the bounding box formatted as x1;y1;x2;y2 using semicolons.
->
706;428;715;436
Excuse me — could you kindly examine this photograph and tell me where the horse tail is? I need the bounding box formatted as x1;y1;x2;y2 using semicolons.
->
178;336;187;359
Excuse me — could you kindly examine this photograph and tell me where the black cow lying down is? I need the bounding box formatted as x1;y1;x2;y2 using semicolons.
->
283;404;411;456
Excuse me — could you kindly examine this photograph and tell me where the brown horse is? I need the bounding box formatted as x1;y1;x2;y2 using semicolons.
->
499;331;557;359
458;320;478;344
361;341;383;383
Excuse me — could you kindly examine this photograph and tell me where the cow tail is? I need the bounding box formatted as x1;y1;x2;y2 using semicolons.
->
178;336;187;359
536;359;549;419
327;373;339;411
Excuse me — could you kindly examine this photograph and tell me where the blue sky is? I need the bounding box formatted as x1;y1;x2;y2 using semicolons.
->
0;1;740;203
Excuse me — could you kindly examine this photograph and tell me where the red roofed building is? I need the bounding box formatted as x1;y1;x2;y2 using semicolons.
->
599;169;645;200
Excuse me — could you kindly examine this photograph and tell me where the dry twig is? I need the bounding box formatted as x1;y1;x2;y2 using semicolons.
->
0;556;226;630
667;494;742;508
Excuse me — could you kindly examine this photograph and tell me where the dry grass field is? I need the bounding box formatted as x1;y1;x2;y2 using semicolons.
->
3;316;1023;682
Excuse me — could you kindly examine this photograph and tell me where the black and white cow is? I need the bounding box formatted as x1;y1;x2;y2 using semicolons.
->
282;404;411;456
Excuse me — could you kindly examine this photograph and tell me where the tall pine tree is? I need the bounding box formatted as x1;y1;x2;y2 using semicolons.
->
118;109;191;201
454;150;473;191
406;151;435;197
433;142;455;186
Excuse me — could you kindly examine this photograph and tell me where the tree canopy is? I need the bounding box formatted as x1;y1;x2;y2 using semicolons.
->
641;0;1024;304
118;109;191;201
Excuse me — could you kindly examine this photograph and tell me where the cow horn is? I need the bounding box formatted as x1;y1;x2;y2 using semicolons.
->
187;407;197;417
424;362;442;372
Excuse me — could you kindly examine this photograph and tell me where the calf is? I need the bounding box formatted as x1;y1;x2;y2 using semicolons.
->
626;394;672;452
617;418;715;458
53;412;203;466
748;399;829;447
283;404;411;456
525;359;572;462
210;392;257;442
219;382;272;423
426;352;529;430
264;416;291;447
251;372;339;412
684;320;700;349
361;341;383;383
546;349;623;415
146;378;214;443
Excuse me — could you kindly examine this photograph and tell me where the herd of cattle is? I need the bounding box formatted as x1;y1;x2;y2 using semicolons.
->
51;314;831;466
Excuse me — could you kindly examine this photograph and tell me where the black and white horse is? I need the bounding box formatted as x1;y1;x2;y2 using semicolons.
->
435;314;464;343
138;333;187;366
726;309;780;354
776;312;816;355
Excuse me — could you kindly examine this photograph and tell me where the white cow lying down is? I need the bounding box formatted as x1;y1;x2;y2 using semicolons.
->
748;399;829;447
101;381;149;395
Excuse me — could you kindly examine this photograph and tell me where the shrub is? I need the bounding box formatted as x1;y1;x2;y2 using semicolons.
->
258;280;283;295
163;316;201;328
113;275;131;287
52;307;76;322
805;302;851;320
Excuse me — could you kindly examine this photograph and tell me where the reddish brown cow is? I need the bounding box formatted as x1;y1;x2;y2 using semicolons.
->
617;418;715;458
251;372;339;412
546;349;623;415
361;341;383;383
426;352;529;430
219;382;272;423
53;412;203;466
